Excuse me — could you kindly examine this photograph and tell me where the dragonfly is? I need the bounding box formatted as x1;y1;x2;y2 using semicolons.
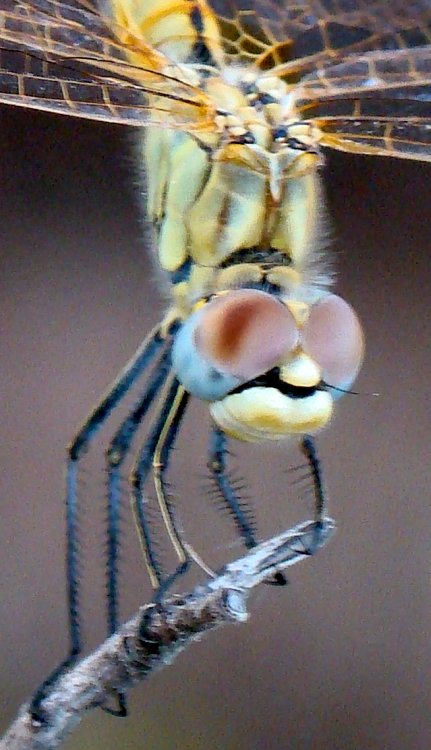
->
1;0;431;721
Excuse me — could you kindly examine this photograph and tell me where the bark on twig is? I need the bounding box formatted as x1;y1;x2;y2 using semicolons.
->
0;517;335;750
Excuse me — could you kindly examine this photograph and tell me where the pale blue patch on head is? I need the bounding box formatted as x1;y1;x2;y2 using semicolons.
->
172;312;240;401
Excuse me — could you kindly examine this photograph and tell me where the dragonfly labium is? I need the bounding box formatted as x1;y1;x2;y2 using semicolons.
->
1;0;431;721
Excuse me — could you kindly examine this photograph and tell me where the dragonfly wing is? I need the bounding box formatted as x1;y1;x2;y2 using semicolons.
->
298;46;431;160
0;63;213;126
0;0;169;73
0;0;216;128
208;0;431;78
96;0;226;66
313;116;431;161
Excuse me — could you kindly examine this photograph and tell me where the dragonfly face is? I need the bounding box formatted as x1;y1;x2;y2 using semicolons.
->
172;288;364;441
1;0;430;720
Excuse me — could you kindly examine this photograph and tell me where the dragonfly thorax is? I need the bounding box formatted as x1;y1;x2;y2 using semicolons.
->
145;77;325;304
205;71;323;159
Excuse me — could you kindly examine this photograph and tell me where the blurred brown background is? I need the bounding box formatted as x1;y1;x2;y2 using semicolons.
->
0;103;430;749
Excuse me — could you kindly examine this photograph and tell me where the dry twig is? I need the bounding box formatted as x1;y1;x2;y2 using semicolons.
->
0;517;335;750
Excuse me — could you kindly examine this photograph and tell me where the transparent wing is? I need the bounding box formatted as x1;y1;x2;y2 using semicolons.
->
0;0;216;128
208;0;431;79
313;117;431;161
208;1;431;160
297;46;431;160
0;0;167;76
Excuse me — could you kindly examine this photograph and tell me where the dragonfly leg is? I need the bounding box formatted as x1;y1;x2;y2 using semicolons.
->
300;436;328;552
103;343;174;716
207;426;287;586
30;325;170;725
106;347;173;635
208;425;257;549
131;379;191;646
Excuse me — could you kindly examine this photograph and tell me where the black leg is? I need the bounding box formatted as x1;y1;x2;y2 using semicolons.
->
106;344;173;637
300;436;327;551
207;426;286;585
30;325;171;724
30;650;80;725
103;343;174;717
207;425;257;549
152;383;190;578
131;379;191;648
131;377;191;591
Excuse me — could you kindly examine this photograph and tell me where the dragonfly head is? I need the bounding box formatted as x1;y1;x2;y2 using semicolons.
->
172;289;364;442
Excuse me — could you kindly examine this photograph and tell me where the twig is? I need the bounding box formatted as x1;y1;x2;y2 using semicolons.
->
0;517;335;750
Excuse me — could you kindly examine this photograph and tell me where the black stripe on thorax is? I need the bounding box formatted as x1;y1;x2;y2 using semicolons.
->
187;1;218;67
168;258;193;285
190;3;205;32
218;247;292;269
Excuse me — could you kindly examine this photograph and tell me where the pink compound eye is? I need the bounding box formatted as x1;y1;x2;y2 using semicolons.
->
301;294;365;390
196;289;299;381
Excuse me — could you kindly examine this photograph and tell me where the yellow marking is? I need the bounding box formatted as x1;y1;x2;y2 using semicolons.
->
187;146;303;270
184;542;215;578
168;283;192;321
279;353;321;388
130;491;160;589
271;168;319;266
125;346;175;588
319;19;334;59
210;388;333;443
157;133;209;271
384;122;394;152
101;83;117;117
206;77;248;111
153;384;188;563
17;72;24;99
288;123;317;138
217;263;264;289
264;101;284;127
145;128;171;220
183;265;218;307
60;79;76;110
271;42;285;68
266;267;302;290
44;22;53;52
284;300;311;327
407;49;417;79
111;0;224;67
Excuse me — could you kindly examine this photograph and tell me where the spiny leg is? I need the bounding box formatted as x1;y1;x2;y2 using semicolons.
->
208;425;287;586
208;425;257;549
152;382;191;592
131;377;190;593
103;343;174;716
106;344;173;637
300;436;327;552
30;325;169;724
131;379;191;646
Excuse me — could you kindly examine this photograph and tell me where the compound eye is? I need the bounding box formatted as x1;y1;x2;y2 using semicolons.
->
197;289;299;379
301;294;365;392
172;289;299;401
